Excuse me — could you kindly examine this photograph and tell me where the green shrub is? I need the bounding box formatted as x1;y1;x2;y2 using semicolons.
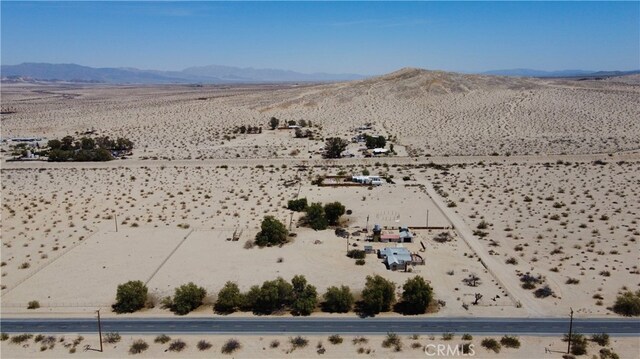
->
361;275;396;314
355;259;366;265
255;216;289;247
112;280;148;313
612;290;640;316
347;249;366;259
172;282;207;315
322;286;354;313
287;198;308;212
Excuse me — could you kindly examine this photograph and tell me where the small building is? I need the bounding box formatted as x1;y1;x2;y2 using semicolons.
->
378;245;424;270
364;245;374;254
379;246;413;271
352;175;383;186
399;226;414;243
372;148;389;155
380;233;400;243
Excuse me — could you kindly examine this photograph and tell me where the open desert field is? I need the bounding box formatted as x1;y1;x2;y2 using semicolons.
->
2;69;639;160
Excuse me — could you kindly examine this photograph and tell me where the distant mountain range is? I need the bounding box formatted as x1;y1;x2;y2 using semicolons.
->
2;63;638;84
0;63;367;84
481;68;640;78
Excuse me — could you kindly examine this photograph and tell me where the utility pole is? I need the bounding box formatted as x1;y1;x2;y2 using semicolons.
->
96;309;103;352
366;215;369;232
289;211;294;231
567;307;574;354
114;213;118;233
426;210;429;228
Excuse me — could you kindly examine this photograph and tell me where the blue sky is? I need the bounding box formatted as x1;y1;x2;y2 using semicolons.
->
2;1;638;75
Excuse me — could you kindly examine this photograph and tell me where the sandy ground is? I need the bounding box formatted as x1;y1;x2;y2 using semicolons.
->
2;69;639;160
1;333;638;359
1;71;639;323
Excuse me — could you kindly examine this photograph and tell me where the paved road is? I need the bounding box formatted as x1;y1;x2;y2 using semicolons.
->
1;318;639;336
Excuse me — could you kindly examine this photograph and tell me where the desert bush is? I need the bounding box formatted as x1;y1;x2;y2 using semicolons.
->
612;290;640;316
566;278;580;284
591;333;609;346
347;249;366;259
534;285;554;298
1;333;10;341
328;334;343;344
355;259;366;265
129;339;149;354
481;338;501;353
27;300;40;309
352;336;369;345
382;332;402;351
270;339;280;348
197;340;212;351
10;334;33;344
103;332;121;344
290;336;309;349
168;339;186;352
506;257;518;265
500;335;521;348
599;348;620;359
461;333;472;340
221;338;241;354
154;334;171;344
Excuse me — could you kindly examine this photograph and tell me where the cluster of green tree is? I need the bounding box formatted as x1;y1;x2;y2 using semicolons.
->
214;276;317;316
233;125;262;134
269;117;312;130
47;135;134;162
114;275;433;317
364;135;387;149
324;137;349;158
302;202;346;230
215;274;432;316
112;281;206;315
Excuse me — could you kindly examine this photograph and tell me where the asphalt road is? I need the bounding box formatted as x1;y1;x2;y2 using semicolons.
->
1;318;639;336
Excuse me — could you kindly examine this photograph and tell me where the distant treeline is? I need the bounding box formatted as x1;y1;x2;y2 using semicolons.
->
47;135;134;162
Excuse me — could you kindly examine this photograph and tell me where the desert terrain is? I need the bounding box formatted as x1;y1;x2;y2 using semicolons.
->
1;69;639;357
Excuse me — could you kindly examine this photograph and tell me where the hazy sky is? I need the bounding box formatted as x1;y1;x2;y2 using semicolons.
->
2;1;639;74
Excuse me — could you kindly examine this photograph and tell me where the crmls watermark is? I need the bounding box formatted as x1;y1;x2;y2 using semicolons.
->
424;343;475;357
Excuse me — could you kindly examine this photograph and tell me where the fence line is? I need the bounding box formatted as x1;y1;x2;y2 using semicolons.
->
2;226;100;296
